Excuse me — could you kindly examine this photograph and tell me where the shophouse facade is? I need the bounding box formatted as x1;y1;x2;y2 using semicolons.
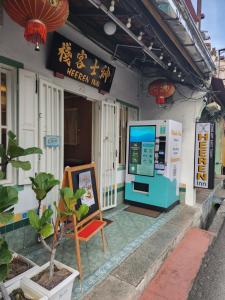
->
0;0;216;228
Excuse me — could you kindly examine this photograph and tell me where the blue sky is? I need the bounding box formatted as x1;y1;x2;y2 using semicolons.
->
192;0;225;49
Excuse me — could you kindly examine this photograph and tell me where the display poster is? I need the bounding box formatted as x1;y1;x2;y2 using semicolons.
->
128;126;156;176
194;122;215;189
79;171;95;207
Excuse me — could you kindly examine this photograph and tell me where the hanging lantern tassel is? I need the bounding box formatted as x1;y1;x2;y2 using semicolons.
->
148;80;175;105
156;95;166;105
4;0;69;52
24;19;47;51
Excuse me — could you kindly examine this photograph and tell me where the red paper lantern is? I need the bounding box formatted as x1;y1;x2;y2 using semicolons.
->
3;0;69;51
148;80;175;105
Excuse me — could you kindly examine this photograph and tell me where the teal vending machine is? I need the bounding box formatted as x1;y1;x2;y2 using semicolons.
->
125;120;182;211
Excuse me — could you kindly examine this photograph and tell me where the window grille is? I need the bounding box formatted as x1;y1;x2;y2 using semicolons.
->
0;67;13;183
118;103;138;166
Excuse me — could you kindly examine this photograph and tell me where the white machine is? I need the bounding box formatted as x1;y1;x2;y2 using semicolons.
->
125;120;182;210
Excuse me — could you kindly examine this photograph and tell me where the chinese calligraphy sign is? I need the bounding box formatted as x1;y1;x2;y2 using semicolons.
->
48;33;115;92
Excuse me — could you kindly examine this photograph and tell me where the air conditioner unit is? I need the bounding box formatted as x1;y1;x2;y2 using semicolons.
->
206;101;221;114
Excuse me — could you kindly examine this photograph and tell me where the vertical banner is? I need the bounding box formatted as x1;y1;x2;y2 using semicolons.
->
194;122;215;189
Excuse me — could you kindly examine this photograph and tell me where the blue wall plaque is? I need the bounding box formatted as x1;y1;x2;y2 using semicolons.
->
44;136;60;148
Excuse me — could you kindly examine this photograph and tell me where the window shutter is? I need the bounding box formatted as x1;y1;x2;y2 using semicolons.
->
39;78;64;181
128;106;139;121
18;69;39;185
38;78;64;208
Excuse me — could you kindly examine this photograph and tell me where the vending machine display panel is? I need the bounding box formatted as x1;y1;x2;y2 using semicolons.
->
128;125;156;177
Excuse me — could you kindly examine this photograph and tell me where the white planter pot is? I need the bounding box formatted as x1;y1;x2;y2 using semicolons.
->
24;260;79;300
4;252;40;288
1;278;47;300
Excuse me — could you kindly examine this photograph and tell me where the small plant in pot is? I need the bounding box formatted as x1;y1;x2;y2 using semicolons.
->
27;173;89;300
0;131;42;300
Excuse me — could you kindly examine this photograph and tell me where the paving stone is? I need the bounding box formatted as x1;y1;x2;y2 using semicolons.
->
168;206;198;226
83;275;137;300
111;222;183;287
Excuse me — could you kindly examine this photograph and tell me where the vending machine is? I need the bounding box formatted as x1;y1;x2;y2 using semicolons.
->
125;120;182;211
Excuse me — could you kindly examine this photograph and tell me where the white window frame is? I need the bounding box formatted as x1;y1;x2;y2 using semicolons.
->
118;101;139;167
0;64;17;185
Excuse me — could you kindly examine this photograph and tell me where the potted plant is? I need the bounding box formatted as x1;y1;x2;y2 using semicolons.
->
1;278;47;300
0;131;42;299
26;174;89;300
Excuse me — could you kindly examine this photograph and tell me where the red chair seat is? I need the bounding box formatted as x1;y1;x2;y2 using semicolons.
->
78;219;106;241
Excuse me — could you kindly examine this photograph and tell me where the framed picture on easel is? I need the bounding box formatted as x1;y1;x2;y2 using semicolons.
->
66;163;100;222
56;162;106;278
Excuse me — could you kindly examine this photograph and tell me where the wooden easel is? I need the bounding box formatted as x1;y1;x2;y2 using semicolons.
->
54;163;106;279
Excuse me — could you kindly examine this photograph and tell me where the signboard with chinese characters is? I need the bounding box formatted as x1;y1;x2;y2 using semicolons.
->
47;33;115;92
194;122;215;189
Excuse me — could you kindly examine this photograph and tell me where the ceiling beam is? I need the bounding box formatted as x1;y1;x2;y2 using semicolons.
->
141;0;203;79
87;0;167;69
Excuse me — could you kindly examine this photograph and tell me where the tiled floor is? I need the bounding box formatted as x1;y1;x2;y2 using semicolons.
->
19;204;181;299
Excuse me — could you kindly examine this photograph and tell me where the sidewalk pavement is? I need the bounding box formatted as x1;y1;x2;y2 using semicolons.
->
139;228;214;300
83;205;202;300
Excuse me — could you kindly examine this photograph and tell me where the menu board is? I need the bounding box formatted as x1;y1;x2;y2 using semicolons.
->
128;126;156;176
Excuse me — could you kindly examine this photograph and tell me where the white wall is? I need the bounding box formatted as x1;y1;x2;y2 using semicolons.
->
0;12;141;213
0;12;140;106
140;79;205;206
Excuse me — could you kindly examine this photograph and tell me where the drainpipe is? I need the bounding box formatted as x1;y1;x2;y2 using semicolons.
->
87;0;167;70
197;0;202;30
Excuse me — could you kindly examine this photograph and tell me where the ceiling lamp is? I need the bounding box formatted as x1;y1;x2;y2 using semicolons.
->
126;18;132;28
167;61;172;67
138;31;144;41
104;21;117;35
178;72;182;78
148;42;154;50
3;0;69;51
159;53;164;60
173;67;177;73
148;80;176;105
181;78;185;82
109;0;115;12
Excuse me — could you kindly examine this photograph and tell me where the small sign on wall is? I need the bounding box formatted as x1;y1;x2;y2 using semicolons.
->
44;135;60;148
194;122;215;189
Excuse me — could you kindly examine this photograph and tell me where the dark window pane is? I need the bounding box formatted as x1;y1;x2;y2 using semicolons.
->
0;128;7;178
1;73;7;126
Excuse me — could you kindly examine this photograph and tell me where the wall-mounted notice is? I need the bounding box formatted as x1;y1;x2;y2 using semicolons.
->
194;122;215;189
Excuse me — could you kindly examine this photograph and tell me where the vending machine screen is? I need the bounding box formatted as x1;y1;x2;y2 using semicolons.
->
128;125;156;176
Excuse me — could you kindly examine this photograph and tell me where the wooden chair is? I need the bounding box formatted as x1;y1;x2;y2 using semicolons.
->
54;163;106;279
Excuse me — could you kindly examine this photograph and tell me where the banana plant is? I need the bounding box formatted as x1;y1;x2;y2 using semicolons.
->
0;131;42;300
28;186;89;279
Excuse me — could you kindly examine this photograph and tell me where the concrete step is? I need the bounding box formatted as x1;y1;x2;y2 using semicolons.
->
215;188;225;199
83;205;202;300
139;228;214;300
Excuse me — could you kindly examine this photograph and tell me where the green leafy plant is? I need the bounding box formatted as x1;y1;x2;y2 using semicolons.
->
0;131;42;299
28;185;89;279
29;172;60;214
0;131;42;180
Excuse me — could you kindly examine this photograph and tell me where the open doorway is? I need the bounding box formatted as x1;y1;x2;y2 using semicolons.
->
64;91;92;167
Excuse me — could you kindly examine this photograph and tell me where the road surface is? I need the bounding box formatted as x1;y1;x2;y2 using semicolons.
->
188;220;225;300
